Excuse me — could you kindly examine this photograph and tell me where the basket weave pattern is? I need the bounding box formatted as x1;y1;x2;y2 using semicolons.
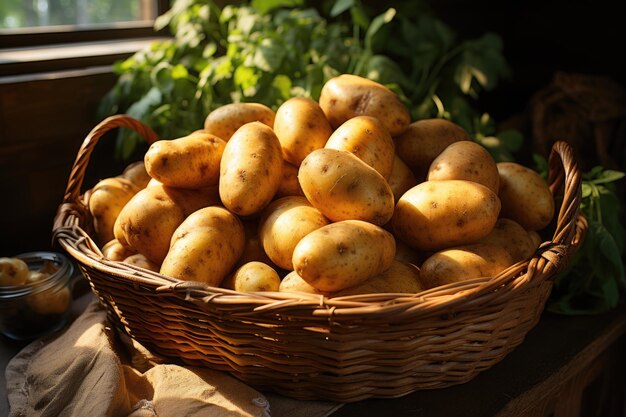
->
53;115;585;402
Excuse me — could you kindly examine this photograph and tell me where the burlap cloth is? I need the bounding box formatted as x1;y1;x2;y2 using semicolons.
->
5;300;342;417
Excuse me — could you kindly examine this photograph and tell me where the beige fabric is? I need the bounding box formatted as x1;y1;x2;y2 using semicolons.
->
5;300;343;417
6;301;270;417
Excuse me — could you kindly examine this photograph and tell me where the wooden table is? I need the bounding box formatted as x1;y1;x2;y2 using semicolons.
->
2;287;625;417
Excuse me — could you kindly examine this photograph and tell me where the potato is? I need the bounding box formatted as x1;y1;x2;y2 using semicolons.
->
428;141;499;194
144;132;226;189
27;285;71;315
276;162;305;198
298;148;394;225
114;184;218;264
331;261;424;296
88;177;141;245
388;155;418;203
420;243;514;289
274;97;332;166
292;220;396;292
477;218;536;263
219;122;283;216
325;115;395;179
120;161;151;189
0;257;29;286
396;119;470;181
204;103;275;141
222;262;280;292
259;196;330;270
101;239;137;261
528;230;543;250
497;162;555;231
392;180;501;251
318;74;410;136
279;270;326;295
25;271;49;284
122;254;160;272
160;206;245;287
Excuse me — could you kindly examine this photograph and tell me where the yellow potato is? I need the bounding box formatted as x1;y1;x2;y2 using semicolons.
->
325;115;395;179
114;184;217;264
25;271;49;284
528;230;543;250
428;141;499;194
396;119;470;181
204;102;275;141
420;243;514;288
0;257;29;286
298;148;394;226
318;74;410;136
122;254;161;272
259;196;330;270
101;239;137;261
145;132;226;189
331;261;424;296
161;184;221;215
274;97;332;166
120;161;151;189
222;261;280;292
388;155;418;203
219;122;283;216
89;177;141;245
497;162;555;231
477;218;536;263
27;285;71;315
160;206;245;287
276;161;305;198
392;180;501;251
292;220;396;292
279;270;326;295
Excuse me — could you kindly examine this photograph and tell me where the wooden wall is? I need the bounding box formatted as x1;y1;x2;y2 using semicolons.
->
0;68;122;255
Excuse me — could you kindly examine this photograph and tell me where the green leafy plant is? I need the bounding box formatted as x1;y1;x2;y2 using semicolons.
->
548;168;625;315
99;0;517;160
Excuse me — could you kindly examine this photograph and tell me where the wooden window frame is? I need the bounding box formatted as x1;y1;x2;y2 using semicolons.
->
0;0;171;77
0;0;170;48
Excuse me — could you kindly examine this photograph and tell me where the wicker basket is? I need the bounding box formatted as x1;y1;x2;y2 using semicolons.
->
53;115;586;402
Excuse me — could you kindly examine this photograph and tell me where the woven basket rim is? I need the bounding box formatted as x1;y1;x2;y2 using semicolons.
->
53;114;586;320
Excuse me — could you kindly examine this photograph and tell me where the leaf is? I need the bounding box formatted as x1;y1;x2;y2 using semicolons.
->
253;38;286;72
171;64;189;79
251;0;304;15
234;65;261;96
350;5;370;31
330;0;355;17
549;209;626;315
496;129;524;151
272;74;292;99
591;169;625;184
364;8;396;51
127;87;162;121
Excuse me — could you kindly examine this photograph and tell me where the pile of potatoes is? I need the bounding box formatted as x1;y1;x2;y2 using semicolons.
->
89;74;554;297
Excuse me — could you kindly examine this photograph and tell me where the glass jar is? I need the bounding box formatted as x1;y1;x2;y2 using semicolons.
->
0;252;74;340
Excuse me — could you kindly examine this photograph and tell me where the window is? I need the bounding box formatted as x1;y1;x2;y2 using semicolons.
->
1;0;159;29
0;0;170;49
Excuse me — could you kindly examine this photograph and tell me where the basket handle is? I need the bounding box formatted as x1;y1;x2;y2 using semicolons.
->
53;115;159;237
533;140;584;279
